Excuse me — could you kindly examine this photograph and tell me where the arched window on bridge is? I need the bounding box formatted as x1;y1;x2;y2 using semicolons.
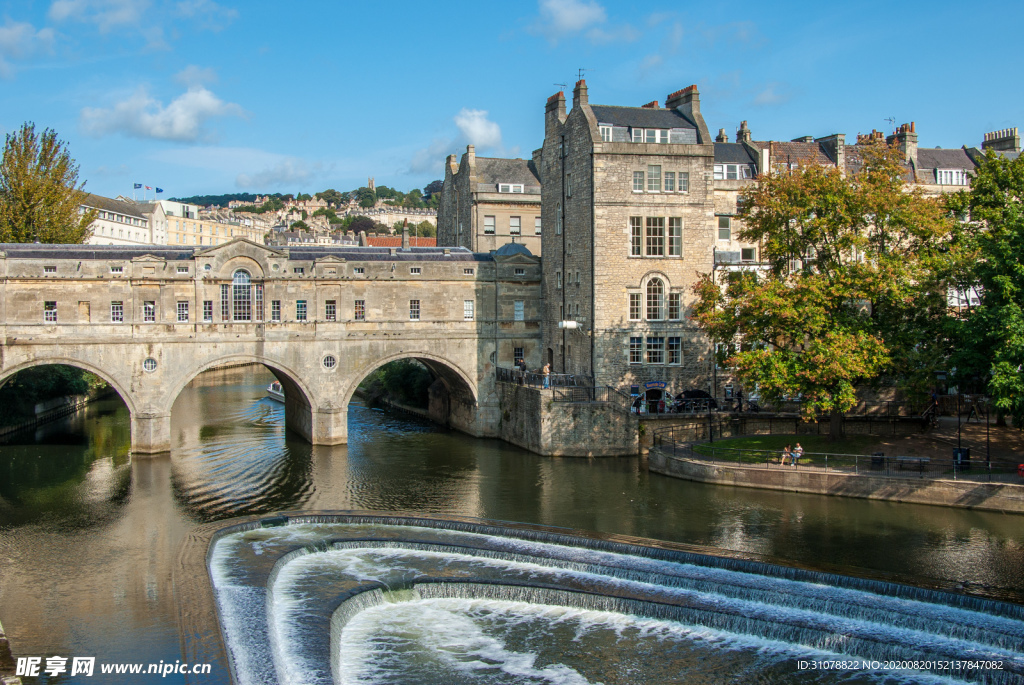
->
230;270;263;322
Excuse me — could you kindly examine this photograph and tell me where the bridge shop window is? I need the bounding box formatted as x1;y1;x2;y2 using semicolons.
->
177;301;189;322
203;300;213;322
409;300;420;321
44;265;56;274
464;268;474;275
110;265;123;275
176;266;189;274
353;267;365;275
111;301;124;323
43;301;57;322
410;267;421;275
143;301;156;322
463;300;474;321
325;300;337;321
296;300;307;321
514;300;525;321
668;336;682;365
271;300;281;322
232;270;252;321
354;300;365;321
629;336;642;364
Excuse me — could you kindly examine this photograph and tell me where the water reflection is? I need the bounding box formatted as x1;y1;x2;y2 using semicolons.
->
0;364;1021;685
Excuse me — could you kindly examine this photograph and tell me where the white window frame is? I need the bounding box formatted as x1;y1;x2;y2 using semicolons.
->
409;299;420;321
534;216;542;235
43;301;57;322
353;267;365;274
498;183;524;193
204;300;214;322
177;266;189;274
44;265;56;274
514;268;525;276
111;301;124;323
632;171;644;192
176;301;189;322
599;125;613;141
354;299;365;321
143;301;156;322
628;292;641;321
514;300;525;321
483;215;495;234
464;300;474;321
647;336;665;365
668;217;682;256
629;216;642;257
718;216;732;241
741;247;756;262
410;267;421;275
679;171;690;192
647;165;661;192
629;336;643;365
464;268;475;275
509;216;521;235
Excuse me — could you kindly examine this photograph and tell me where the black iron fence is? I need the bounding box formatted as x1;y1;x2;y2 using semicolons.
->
495;367;592;388
551;386;633;413
652;432;1021;482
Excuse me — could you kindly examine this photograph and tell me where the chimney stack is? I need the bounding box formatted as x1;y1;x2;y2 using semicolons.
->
736;120;751;143
641;100;660;109
982;127;1021;153
886;122;918;166
715;128;729;143
815;133;846;171
572;79;588;109
664;85;710;143
545;90;566;129
401;219;410;249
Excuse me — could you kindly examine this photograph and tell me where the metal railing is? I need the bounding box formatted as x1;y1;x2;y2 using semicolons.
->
652;434;1020;482
495;366;592;388
551;386;633;413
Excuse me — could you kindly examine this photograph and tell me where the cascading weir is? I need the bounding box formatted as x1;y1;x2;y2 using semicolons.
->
207;514;1024;685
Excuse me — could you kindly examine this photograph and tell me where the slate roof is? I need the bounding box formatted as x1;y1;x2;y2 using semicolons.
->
590;105;697;130
714;143;757;164
917;148;975;170
81;193;147;218
0;244;194;260
474;158;541;190
494;242;533;257
0;243;489;262
365;236;437;247
764;141;834;166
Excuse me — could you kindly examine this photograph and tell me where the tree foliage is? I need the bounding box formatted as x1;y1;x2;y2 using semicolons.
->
693;142;954;428
0;122;95;243
355;187;376;208
316;189;344;206
946;151;1024;424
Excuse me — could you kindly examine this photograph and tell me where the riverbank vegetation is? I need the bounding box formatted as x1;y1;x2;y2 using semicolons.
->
359;360;434;409
0;365;108;427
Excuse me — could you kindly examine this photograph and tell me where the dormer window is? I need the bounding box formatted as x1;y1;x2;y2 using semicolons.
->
599;125;613;141
631;128;669;143
936;169;967;185
714;164;754;180
498;183;524;193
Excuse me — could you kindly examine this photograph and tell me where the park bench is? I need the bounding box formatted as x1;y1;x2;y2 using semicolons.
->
896;456;930;472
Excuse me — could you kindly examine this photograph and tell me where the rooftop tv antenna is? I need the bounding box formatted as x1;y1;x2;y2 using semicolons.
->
554;83;567;89
884;117;896;128
577;68;589;81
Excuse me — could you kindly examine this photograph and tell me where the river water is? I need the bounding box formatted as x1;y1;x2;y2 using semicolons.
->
1;365;1022;684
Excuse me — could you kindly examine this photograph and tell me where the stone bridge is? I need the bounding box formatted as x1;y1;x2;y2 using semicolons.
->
0;240;542;452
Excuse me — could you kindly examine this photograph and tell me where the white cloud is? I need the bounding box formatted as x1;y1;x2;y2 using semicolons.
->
80;86;246;142
49;0;151;32
408;109;506;175
753;82;792;107
236;159;323;190
174;65;217;88
0;20;55;78
174;0;238;30
586;25;640;44
454;109;503;149
539;0;606;33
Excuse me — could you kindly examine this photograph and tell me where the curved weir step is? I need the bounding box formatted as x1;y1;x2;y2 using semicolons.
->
208;514;1024;685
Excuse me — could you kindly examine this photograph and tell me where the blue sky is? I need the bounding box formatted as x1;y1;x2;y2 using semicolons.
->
1;0;1020;199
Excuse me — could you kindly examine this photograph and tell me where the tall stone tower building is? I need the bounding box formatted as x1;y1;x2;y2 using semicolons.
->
540;81;717;392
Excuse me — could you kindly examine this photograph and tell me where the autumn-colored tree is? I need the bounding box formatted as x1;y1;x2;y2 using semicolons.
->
946;150;1024;425
0;122;94;243
693;142;954;437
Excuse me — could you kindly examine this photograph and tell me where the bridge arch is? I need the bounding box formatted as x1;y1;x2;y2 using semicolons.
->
0;356;138;418
341;351;478;409
165;354;318;443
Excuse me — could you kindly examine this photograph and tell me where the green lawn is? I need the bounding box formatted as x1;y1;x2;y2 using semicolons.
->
690;434;880;464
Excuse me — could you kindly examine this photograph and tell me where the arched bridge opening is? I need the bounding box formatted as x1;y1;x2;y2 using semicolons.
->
345;353;479;434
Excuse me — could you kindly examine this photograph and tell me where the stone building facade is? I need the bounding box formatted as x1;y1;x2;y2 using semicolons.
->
539;81;743;401
437;145;543;255
0;240;541;452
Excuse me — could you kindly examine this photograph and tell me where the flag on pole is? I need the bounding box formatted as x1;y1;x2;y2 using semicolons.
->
155;188;164;194
134;183;142;189
145;185;152;190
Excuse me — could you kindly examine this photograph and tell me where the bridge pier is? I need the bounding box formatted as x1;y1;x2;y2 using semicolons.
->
313;405;348;445
132;412;171;454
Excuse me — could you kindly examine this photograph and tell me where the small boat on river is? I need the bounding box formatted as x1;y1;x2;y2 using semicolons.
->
266;381;285;402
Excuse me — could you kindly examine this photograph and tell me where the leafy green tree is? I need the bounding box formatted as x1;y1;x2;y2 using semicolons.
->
296;192;312;201
316;189;344;206
289;220;310;232
946;151;1024;424
693;142;954;437
347;216;376;234
0;122;95;243
355;187;376;208
424;179;444;196
415;220;436;238
402;189;425;208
